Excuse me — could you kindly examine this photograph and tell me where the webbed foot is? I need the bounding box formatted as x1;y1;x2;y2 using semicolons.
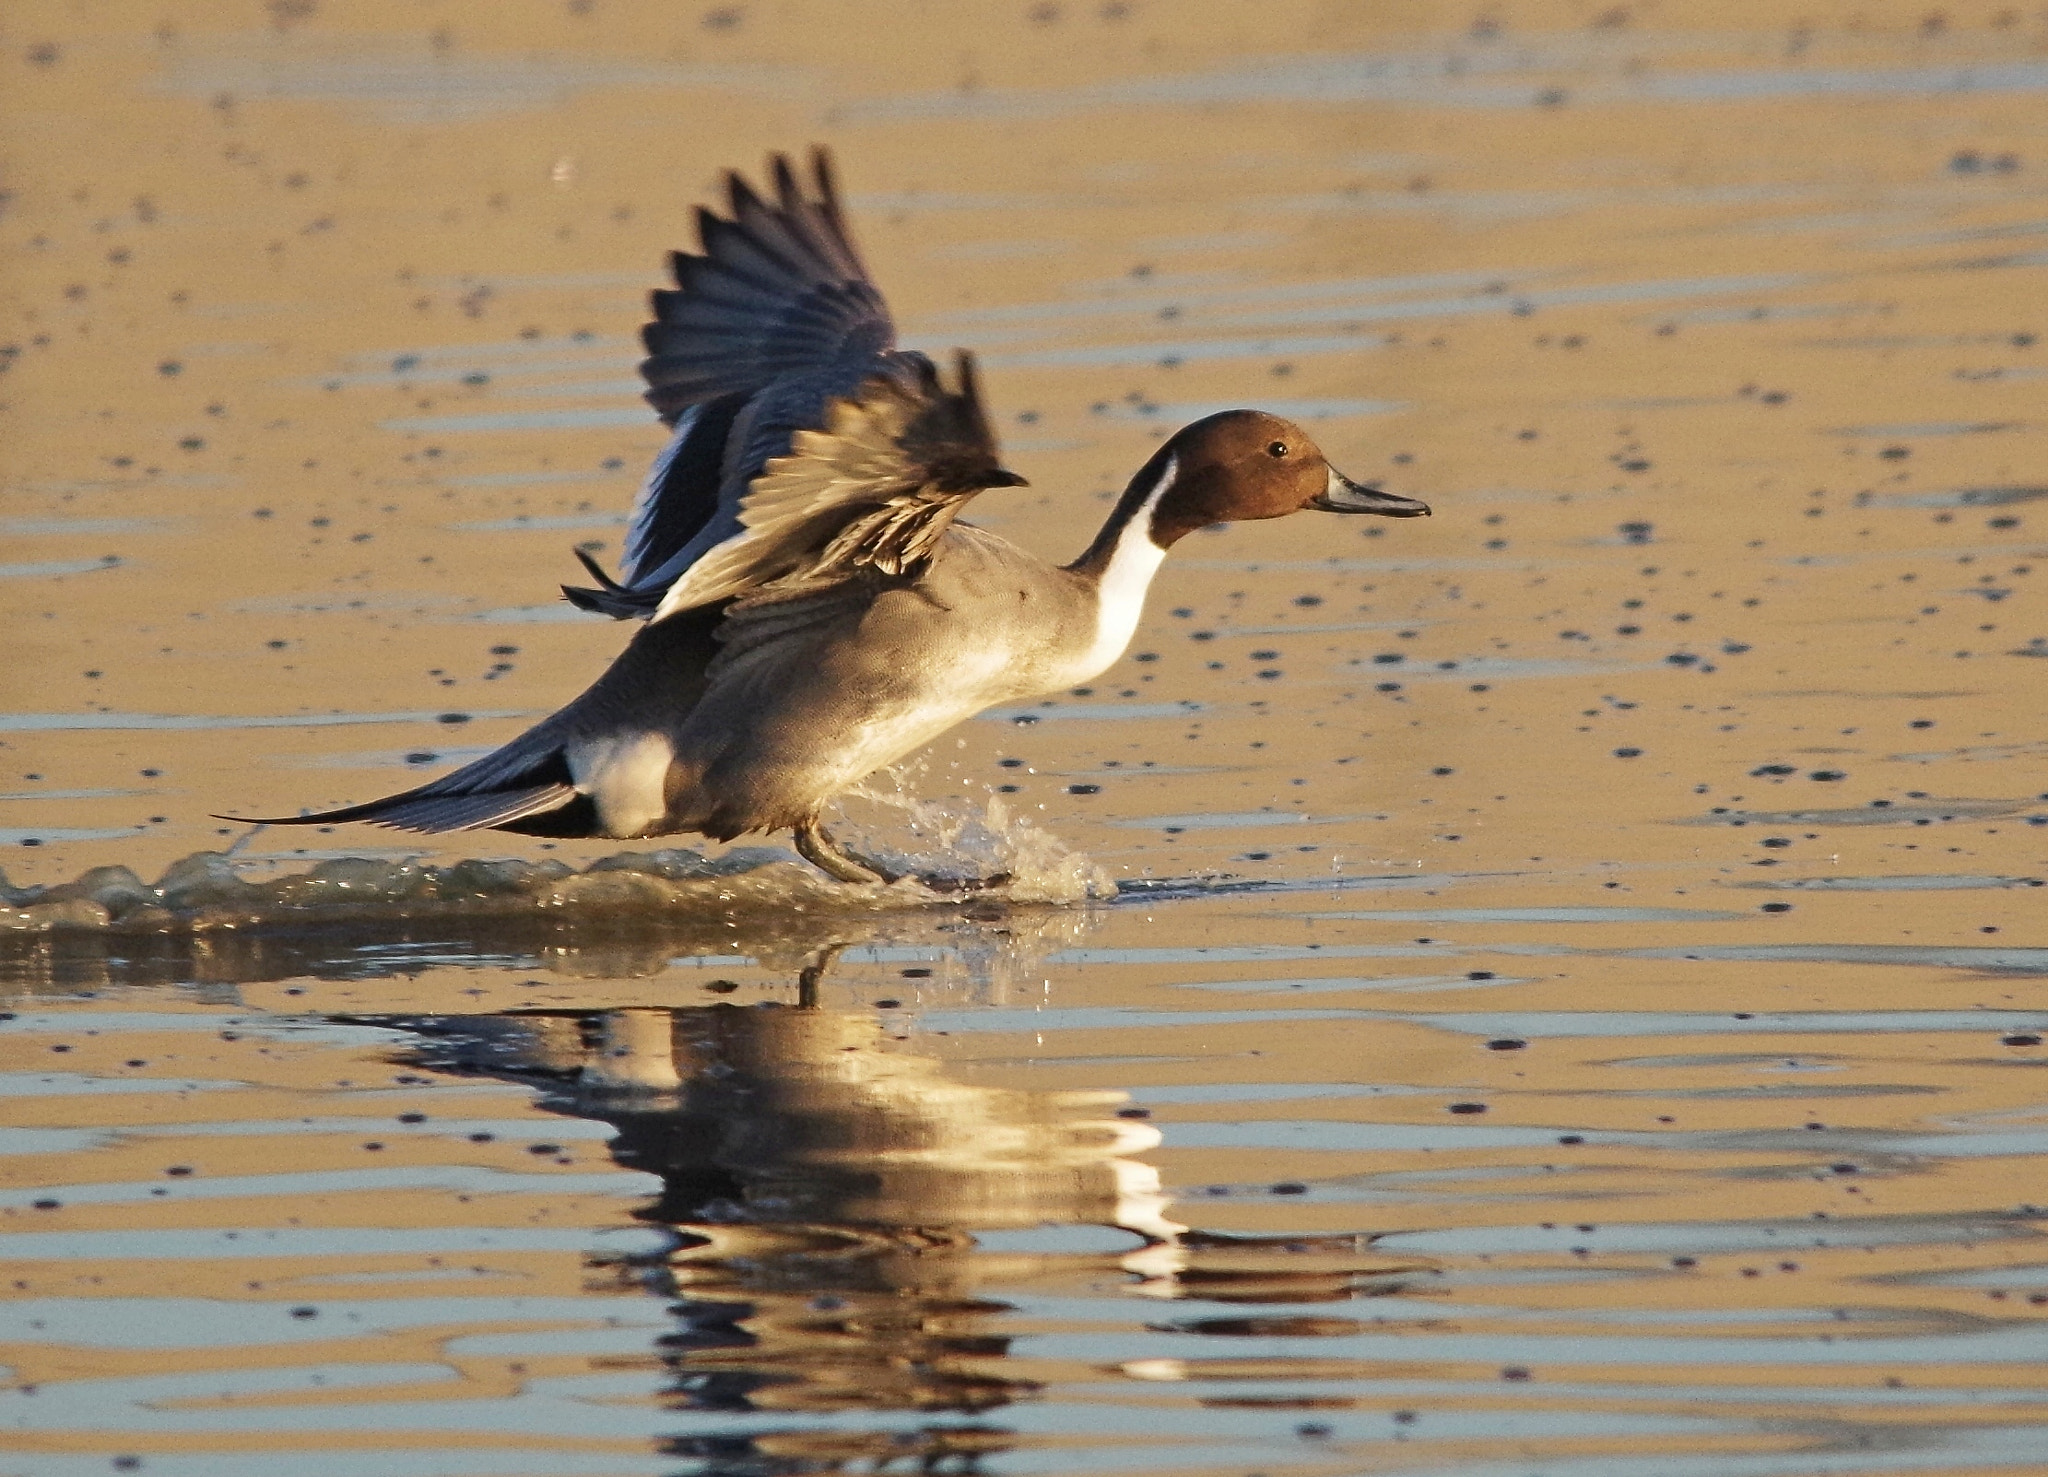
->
794;817;901;885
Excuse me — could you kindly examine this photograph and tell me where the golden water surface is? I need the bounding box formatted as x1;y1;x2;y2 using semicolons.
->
4;2;2048;1473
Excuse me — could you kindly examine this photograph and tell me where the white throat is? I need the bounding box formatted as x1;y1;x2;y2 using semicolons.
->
1074;455;1174;680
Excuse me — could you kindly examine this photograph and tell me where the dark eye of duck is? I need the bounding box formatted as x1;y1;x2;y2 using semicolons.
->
1266;440;1289;458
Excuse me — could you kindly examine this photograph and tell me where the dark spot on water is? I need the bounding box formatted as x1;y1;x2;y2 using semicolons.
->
1448;1102;1487;1114
1486;1038;1526;1051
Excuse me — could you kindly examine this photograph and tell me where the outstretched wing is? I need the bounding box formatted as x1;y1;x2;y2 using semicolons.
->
651;349;1026;620
640;148;892;424
565;148;896;620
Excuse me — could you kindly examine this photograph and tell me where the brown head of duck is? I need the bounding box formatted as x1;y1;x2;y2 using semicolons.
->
1074;409;1429;571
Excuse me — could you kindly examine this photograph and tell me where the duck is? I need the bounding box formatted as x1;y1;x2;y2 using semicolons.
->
232;150;1430;883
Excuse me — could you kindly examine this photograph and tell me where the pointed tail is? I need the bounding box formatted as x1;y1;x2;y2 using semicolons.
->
219;733;593;836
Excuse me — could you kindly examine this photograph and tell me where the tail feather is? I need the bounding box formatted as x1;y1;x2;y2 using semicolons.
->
367;783;581;834
219;722;588;836
219;608;727;841
220;782;581;837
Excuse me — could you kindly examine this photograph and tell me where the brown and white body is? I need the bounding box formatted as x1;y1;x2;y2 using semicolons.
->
233;152;1429;881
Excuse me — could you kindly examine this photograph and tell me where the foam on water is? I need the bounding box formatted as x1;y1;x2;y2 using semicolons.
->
0;798;1113;935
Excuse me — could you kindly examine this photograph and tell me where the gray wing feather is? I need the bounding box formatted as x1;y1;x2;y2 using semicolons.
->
619;403;699;585
567;149;898;621
638;149;893;425
651;351;1023;619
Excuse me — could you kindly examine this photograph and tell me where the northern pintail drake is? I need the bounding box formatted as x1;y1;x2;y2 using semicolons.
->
237;150;1430;882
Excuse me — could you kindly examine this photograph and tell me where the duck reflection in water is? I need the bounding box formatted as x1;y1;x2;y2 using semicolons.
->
377;945;1417;1471
391;947;1173;1467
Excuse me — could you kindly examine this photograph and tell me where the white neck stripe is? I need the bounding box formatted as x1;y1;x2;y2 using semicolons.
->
1074;454;1175;679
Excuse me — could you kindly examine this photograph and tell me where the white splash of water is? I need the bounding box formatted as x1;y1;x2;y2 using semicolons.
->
830;771;1115;906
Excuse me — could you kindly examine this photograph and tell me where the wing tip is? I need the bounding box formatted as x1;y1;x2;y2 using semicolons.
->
641;145;882;414
810;146;843;223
